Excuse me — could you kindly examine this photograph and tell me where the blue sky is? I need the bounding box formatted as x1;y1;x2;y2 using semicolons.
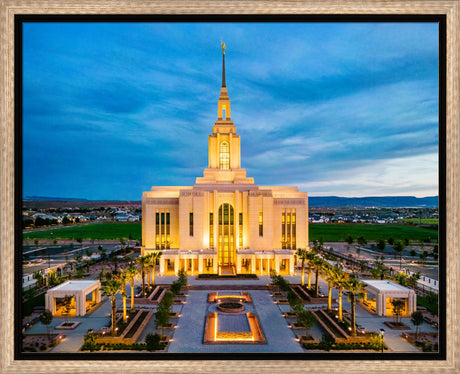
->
23;22;439;200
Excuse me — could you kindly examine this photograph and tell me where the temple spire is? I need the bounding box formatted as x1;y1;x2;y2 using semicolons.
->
221;40;226;87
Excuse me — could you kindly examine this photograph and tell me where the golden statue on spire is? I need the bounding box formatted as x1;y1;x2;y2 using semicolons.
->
221;40;226;54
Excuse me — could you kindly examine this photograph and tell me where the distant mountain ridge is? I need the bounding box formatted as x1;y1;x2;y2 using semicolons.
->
24;195;438;208
24;196;90;202
308;196;438;208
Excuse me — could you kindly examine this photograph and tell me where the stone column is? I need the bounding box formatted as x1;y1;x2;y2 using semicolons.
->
159;257;165;275
198;255;203;274
174;255;180;275
260;258;263;275
75;293;82;316
236;254;242;274
381;294;386;316
274;256;280;275
213;255;218;274
289;256;295;275
251;255;256;274
267;258;271;274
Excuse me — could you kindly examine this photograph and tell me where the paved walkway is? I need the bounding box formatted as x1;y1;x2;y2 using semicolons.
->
167;289;303;353
23;273;437;353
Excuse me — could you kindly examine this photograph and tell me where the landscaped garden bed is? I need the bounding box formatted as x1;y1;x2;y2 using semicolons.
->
124;311;150;338
303;341;384;351
55;321;80;330
23;333;65;352
401;332;438;352
297;334;319;344
275;299;289;305
384;321;410;330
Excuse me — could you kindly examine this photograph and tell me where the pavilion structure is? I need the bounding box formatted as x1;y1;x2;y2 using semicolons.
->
45;280;101;317
361;279;417;317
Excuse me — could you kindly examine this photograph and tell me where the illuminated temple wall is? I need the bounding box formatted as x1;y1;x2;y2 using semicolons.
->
142;47;309;275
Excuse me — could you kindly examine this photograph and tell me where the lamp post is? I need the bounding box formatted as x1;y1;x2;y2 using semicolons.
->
380;328;385;352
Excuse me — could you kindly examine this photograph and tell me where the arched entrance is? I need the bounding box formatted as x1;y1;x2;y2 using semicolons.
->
218;203;235;273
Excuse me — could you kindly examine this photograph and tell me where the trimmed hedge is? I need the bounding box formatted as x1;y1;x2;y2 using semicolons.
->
81;342;149;351
303;342;383;351
198;274;258;279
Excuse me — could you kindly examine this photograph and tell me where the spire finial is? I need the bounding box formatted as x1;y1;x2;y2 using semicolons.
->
221;40;226;55
220;41;226;88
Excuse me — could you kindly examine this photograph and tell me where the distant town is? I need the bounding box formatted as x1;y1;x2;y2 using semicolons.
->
22;197;438;229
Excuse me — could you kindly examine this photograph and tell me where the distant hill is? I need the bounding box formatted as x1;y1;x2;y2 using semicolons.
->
308;196;438;208
24;196;89;202
23;195;438;209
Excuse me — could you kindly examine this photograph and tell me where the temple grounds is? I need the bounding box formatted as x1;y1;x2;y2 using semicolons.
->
23;274;437;353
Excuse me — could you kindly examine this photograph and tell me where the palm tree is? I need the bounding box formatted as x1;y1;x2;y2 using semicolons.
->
313;256;325;297
344;276;366;336
306;252;316;290
324;264;336;311
145;254;152;286
125;266;138;312
149;251;162;286
114;269;129;320
393;240;405;269
330;265;349;322
137;255;149;297
296;248;308;286
100;279;122;336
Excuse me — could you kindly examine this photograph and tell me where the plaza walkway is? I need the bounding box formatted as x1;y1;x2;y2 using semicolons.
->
23;272;437;353
167;289;303;353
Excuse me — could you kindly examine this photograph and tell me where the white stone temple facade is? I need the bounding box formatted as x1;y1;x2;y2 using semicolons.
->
142;46;309;276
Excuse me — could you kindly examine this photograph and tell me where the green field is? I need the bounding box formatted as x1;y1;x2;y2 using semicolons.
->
23;222;438;243
23;222;142;241
402;218;439;225
309;224;438;242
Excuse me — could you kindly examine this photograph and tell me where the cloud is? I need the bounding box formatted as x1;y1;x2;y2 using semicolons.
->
22;22;439;200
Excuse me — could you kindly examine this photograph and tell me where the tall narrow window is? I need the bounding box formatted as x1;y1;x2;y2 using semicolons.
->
292;212;296;250
189;212;194;236
239;212;243;247
281;212;286;249
281;209;296;249
259;212;263;237
155;212;160;249
219;141;230;169
155;209;170;249
209;213;214;248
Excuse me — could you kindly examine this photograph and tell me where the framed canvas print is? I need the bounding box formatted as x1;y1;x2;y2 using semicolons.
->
1;1;459;373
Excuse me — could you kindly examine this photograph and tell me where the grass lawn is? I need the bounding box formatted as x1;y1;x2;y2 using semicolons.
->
23;222;142;241
309;224;438;242
402;218;439;225
24;222;438;243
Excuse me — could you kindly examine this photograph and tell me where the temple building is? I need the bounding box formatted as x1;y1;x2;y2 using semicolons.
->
141;44;309;276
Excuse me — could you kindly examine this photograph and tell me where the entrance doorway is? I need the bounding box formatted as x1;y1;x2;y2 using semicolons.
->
218;203;235;270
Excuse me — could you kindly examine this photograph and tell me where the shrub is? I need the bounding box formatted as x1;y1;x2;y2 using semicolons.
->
145;333;162;351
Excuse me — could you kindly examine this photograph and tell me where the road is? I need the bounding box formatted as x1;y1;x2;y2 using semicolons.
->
325;242;438;280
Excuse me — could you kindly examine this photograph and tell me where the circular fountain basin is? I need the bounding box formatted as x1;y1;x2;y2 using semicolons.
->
217;302;245;313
